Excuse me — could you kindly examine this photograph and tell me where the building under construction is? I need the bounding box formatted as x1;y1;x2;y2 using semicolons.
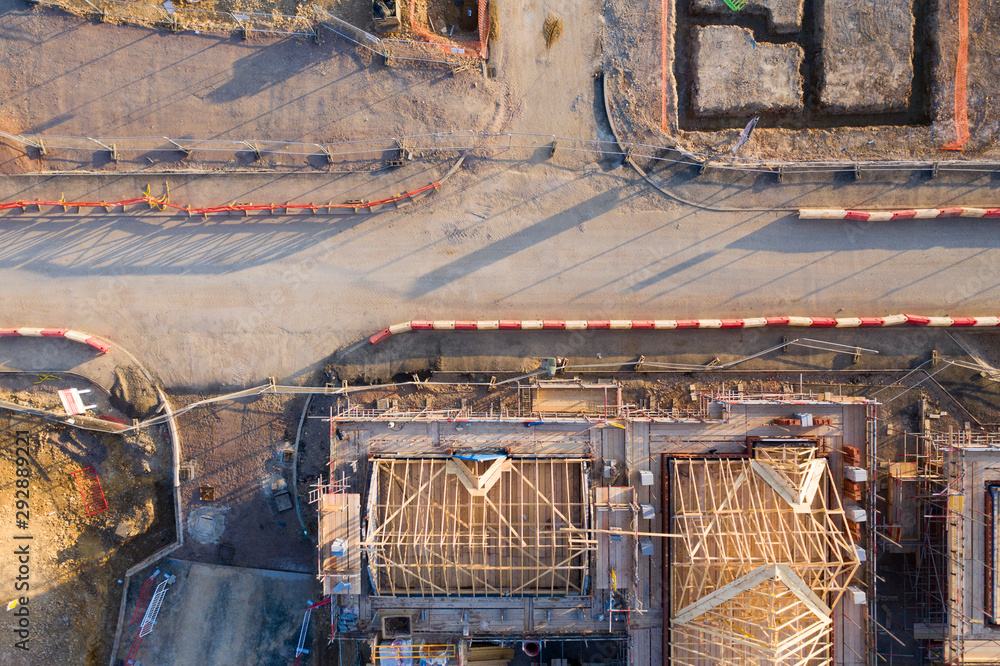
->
883;397;1000;665
313;379;877;665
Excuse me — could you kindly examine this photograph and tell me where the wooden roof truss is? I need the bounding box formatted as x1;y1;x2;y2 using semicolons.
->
670;446;860;665
365;457;594;597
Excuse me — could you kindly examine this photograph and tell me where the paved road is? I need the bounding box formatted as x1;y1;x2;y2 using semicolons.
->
1;160;999;386
1;2;1000;387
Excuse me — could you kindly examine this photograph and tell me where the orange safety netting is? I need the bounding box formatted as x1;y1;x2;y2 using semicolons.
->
0;181;443;216
660;0;668;130
941;0;970;151
407;0;488;59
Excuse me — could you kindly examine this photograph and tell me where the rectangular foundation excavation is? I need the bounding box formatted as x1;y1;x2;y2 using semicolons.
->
692;25;805;117
818;0;915;113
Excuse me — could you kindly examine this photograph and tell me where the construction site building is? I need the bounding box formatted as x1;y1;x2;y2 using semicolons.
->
313;380;877;665
889;398;1000;664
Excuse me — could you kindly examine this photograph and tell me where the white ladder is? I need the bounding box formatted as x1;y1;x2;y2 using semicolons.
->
139;579;170;637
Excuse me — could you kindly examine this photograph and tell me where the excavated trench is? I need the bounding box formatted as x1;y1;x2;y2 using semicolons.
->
674;0;931;131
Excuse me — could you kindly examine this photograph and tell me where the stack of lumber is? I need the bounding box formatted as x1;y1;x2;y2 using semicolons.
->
467;645;515;665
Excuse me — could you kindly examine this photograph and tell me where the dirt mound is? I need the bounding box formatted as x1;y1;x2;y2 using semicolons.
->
110;366;159;420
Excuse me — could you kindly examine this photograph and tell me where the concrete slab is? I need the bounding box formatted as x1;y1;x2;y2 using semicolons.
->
819;0;914;113
118;560;316;666
692;26;804;116
692;0;804;34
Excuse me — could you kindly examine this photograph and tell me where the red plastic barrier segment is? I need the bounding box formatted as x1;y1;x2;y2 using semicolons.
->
40;328;68;337
719;319;745;329
858;318;885;327
630;320;655;329
0;329;19;337
542;321;566;329
984;209;1000;218
844;211;870;221
499;320;522;330
0;184;447;217
938;208;965;218
951;317;977;326
454;321;478;330
904;314;932;325
674;320;699;329
810;317;837;327
369;328;393;345
409;321;434;330
890;211;917;220
765;317;790;326
84;337;111;353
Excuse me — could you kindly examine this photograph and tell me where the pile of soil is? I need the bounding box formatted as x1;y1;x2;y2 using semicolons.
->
110;366;159;420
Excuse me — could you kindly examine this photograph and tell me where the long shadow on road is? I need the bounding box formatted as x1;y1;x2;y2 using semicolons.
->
405;184;639;299
0;215;360;275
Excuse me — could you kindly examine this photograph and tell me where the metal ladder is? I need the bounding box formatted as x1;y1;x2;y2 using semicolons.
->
139;579;169;637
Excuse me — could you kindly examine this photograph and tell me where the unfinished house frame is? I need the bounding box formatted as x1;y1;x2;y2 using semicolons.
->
364;456;594;597
668;444;861;664
908;426;1000;664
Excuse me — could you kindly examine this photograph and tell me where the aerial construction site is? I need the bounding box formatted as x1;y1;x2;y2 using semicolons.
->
0;0;999;663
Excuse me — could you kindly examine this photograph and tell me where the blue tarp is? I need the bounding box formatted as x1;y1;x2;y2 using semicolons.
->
451;452;507;462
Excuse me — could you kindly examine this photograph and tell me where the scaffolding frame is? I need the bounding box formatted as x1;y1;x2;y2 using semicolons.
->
364;457;595;597
906;424;988;665
668;446;861;665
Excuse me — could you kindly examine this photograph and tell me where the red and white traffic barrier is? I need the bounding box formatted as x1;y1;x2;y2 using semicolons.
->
799;207;1000;221
0;328;110;353
369;314;1000;344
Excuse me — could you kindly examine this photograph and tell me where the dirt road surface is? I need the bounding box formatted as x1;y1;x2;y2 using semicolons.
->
117;560;316;665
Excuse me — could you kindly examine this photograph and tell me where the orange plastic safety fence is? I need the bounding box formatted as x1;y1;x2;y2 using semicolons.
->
0;182;442;215
941;0;970;151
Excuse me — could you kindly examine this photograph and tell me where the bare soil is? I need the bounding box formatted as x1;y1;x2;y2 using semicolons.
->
168;392;318;572
0;409;174;665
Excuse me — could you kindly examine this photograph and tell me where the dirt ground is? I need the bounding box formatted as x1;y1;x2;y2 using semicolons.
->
116;559;319;665
169;391;322;572
603;0;1000;165
0;0;514;173
0;396;173;664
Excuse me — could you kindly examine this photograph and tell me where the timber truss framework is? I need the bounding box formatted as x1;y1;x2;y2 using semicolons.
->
669;445;861;665
365;456;594;597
